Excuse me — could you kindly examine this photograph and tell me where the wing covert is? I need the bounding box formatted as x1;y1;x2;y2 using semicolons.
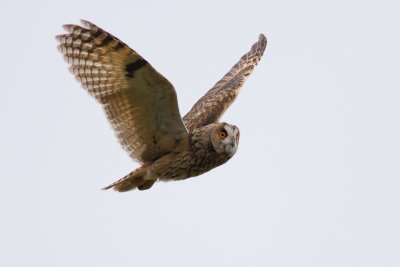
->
183;34;267;131
56;20;188;163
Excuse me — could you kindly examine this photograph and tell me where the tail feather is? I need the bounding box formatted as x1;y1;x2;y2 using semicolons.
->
102;165;155;192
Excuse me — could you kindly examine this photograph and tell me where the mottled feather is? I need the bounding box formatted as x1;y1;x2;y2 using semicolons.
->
56;20;188;164
183;34;267;131
57;20;267;192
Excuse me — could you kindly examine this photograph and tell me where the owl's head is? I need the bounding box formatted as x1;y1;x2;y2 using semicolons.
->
209;122;240;157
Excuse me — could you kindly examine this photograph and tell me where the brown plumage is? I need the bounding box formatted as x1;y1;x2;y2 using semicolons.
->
56;20;267;192
183;34;267;132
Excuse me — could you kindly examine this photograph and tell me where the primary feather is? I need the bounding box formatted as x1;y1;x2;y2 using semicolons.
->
56;20;188;164
183;34;267;131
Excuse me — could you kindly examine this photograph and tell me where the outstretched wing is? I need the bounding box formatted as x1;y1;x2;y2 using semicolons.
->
183;34;267;131
56;20;188;164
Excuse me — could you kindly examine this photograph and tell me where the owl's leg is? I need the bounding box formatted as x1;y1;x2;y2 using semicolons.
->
138;180;156;190
102;164;152;192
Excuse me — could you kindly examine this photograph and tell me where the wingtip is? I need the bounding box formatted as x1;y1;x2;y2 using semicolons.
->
259;34;267;44
62;24;72;32
80;19;99;30
54;34;62;42
80;19;90;26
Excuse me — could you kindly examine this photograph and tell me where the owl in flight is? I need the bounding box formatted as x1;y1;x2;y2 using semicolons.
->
56;20;267;192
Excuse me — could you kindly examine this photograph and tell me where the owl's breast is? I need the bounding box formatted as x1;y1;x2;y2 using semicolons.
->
152;125;234;181
154;147;230;182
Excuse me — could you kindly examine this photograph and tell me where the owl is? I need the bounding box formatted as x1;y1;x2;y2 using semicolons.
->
56;20;267;192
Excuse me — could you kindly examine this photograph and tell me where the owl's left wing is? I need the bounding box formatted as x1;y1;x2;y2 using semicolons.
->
56;20;188;164
183;34;267;132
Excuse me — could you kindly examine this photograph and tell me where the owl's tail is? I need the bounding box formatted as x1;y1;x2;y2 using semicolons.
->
102;165;156;192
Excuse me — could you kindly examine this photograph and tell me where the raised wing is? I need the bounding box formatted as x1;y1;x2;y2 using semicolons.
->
183;34;267;131
56;20;188;164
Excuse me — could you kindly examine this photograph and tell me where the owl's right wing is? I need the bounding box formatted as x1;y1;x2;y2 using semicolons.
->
56;20;188;164
183;34;267;132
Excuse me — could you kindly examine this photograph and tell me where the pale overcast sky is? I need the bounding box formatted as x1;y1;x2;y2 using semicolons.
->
1;0;400;266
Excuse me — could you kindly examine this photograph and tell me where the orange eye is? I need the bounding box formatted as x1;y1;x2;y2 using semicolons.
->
219;130;227;139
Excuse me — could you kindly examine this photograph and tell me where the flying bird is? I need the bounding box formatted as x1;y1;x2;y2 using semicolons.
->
56;20;267;192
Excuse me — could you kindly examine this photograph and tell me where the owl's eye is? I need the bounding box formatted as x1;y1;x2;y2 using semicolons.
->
219;130;227;139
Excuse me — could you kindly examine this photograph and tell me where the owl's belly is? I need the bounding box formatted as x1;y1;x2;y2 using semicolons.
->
152;151;230;181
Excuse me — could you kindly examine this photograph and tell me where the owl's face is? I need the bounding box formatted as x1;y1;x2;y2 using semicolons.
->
210;122;240;157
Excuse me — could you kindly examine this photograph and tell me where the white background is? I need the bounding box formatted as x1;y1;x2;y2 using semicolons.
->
1;0;399;266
